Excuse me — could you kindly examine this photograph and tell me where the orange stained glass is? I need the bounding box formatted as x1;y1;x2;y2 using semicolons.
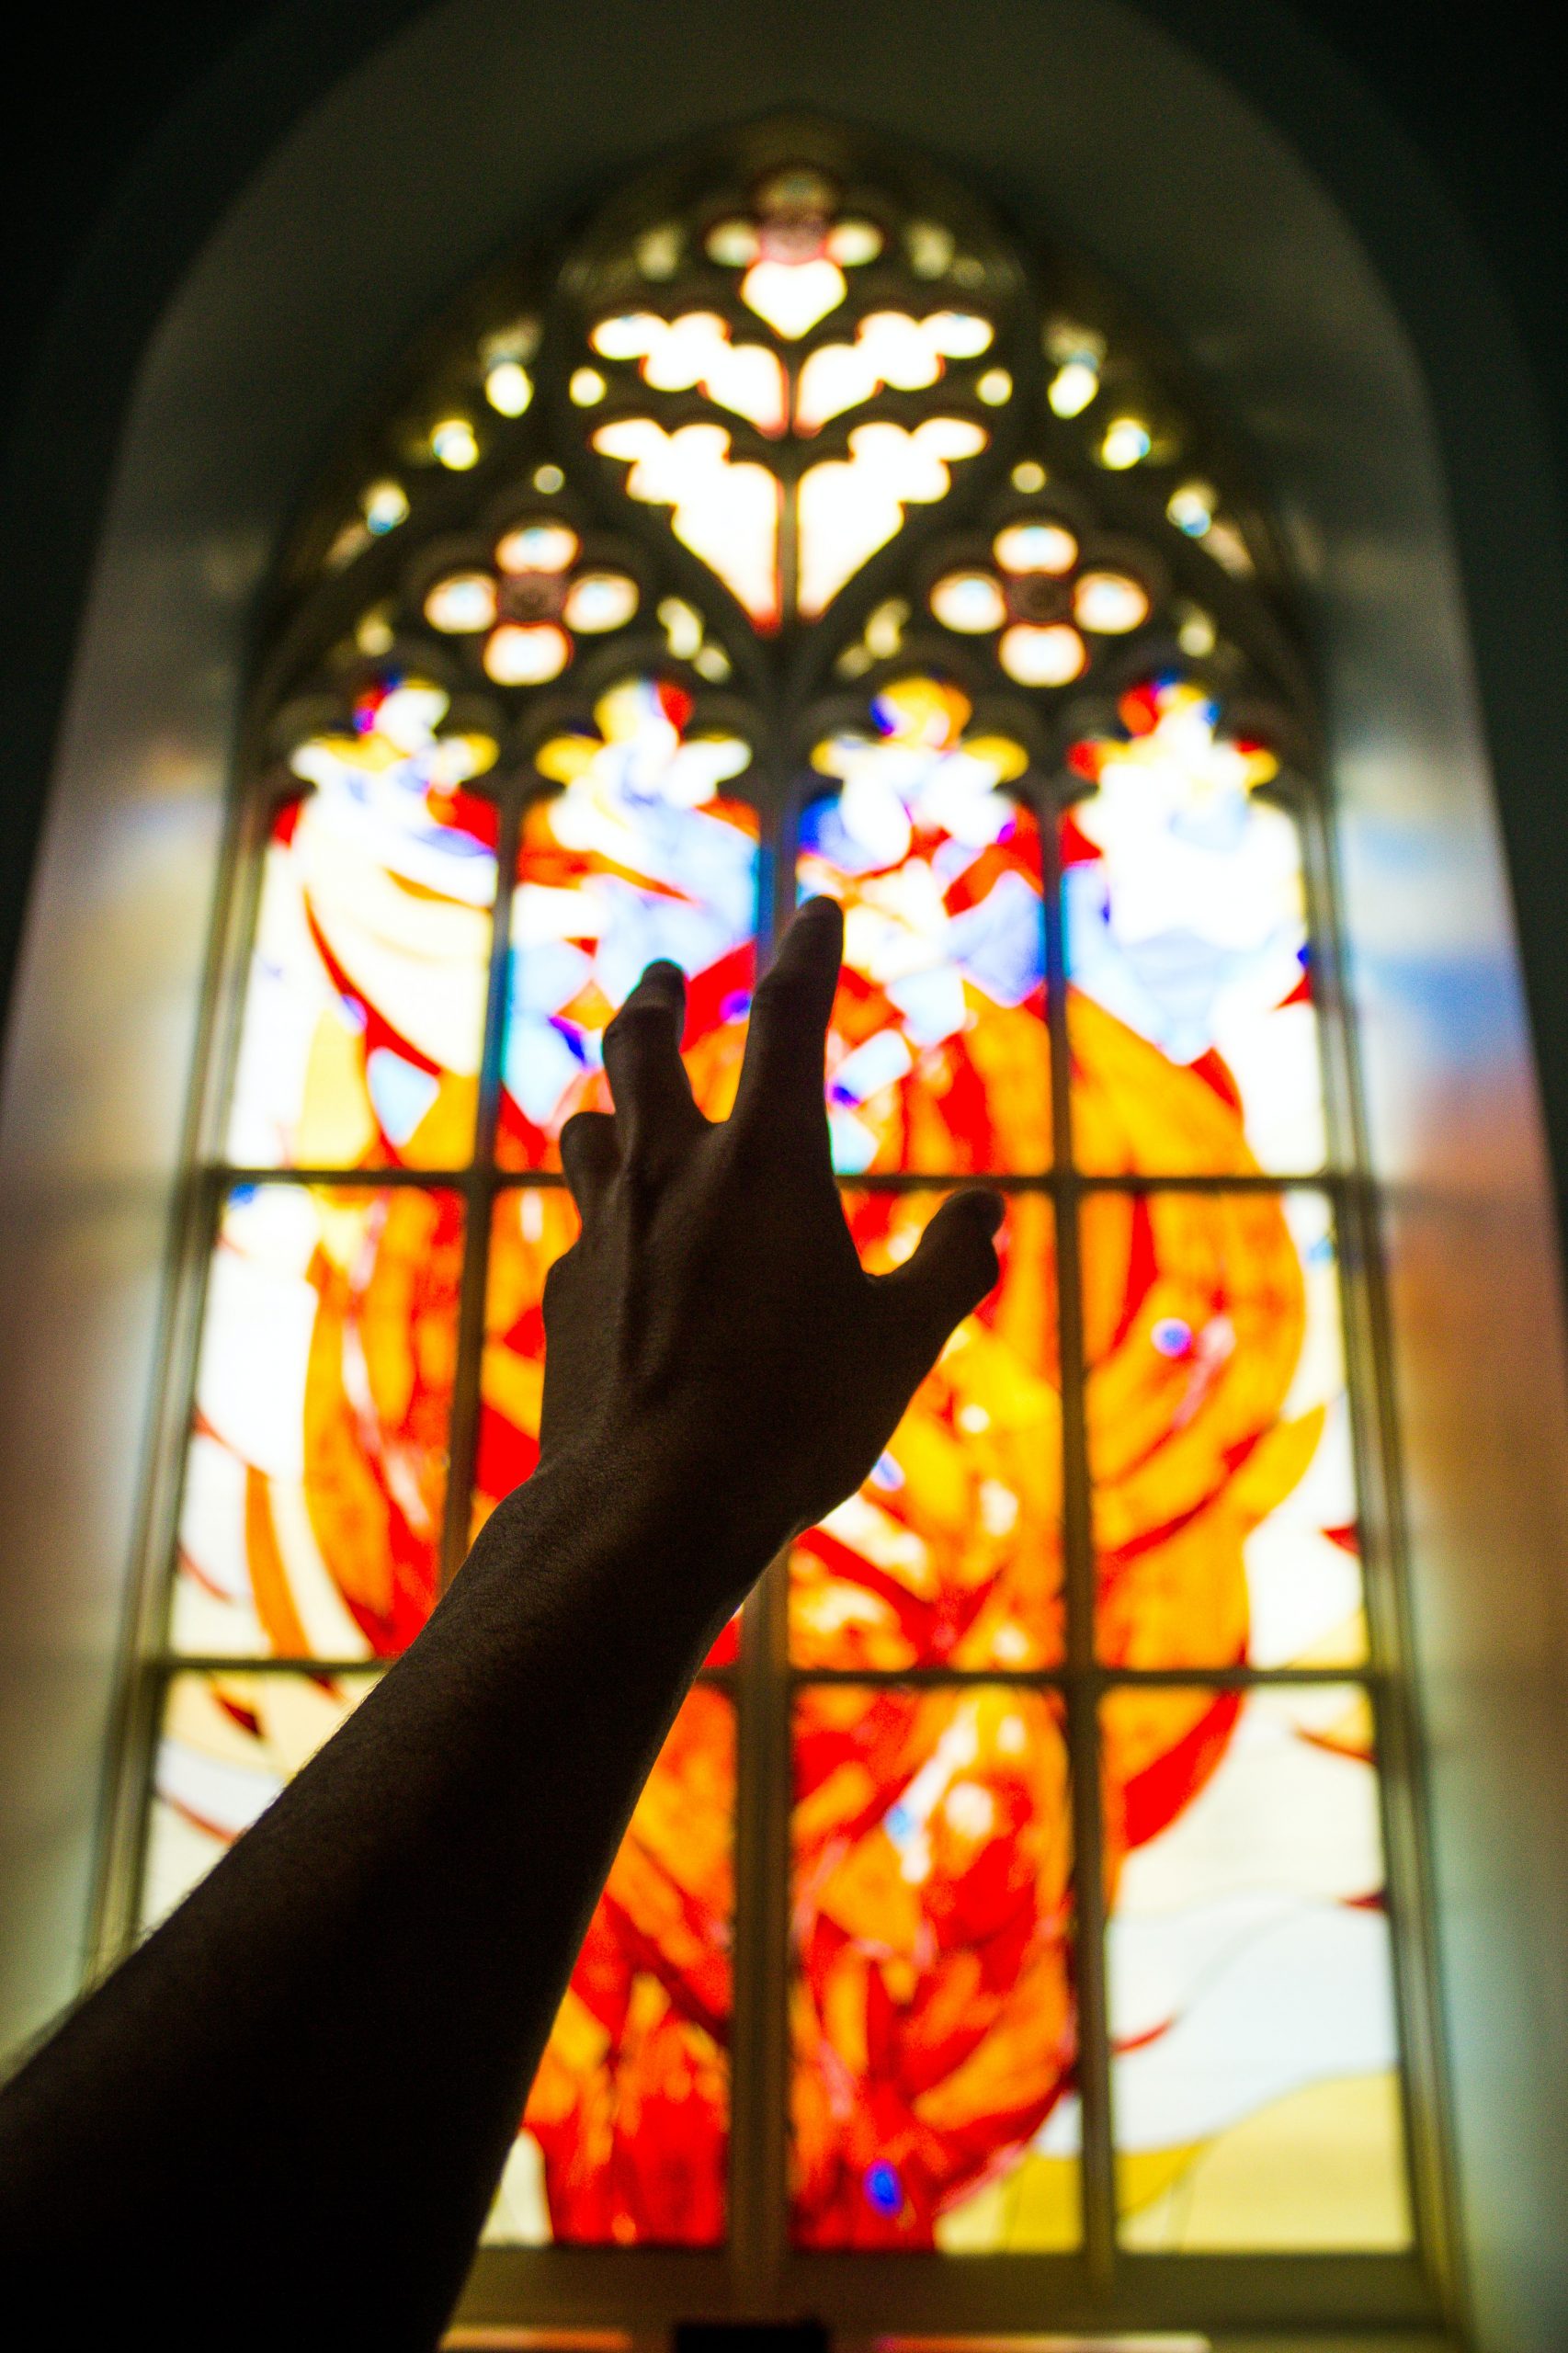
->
488;1684;736;2247
476;1186;739;1666
173;1185;462;1661
797;676;1049;1176
499;676;760;1168
1101;1681;1409;2250
1085;1189;1364;1671
227;680;499;1172
790;1192;1062;1670
790;1684;1076;2250
1063;677;1325;1176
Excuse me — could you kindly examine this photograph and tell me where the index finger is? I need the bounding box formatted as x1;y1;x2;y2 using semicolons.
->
732;895;843;1131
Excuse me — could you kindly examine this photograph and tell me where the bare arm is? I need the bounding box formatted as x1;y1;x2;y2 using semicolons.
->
0;900;1002;2347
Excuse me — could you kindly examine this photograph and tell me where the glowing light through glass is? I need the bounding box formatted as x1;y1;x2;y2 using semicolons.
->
797;418;987;619
795;311;994;433
227;688;497;1172
500;677;758;1167
1103;1682;1410;2249
1064;678;1326;1175
491;1687;736;2246
594;418;782;630
173;1184;461;1660
591;310;788;437
797;676;1048;1175
790;1684;1075;2248
1085;1190;1365;1672
142;1671;377;1928
791;1194;1061;1670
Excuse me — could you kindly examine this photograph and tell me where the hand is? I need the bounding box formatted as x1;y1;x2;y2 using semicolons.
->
538;897;1005;1605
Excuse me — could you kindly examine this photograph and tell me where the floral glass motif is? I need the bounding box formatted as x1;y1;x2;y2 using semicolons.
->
927;515;1153;688
1064;678;1326;1175
227;679;498;1171
790;1684;1075;2249
790;1194;1061;1672
1085;1190;1365;1673
583;165;1002;631
173;1185;461;1661
798;676;1050;1176
706;166;888;339
1103;1683;1409;2250
489;1686;736;2248
422;516;641;687
500;676;759;1168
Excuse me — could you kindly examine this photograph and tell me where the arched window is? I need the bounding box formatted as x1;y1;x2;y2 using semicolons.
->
108;123;1448;2336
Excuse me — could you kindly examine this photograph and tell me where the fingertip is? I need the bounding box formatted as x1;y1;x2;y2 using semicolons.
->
956;1187;1006;1243
630;958;687;1001
779;894;844;971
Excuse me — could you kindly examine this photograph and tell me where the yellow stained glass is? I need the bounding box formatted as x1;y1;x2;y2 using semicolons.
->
1103;1681;1410;2249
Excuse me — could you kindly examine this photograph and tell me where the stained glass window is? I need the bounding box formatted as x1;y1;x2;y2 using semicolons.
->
112;121;1443;2338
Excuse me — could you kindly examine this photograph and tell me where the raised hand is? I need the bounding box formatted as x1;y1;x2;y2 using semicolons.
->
540;895;1005;1599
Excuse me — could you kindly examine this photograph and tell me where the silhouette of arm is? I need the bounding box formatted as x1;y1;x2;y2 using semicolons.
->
0;900;1002;2349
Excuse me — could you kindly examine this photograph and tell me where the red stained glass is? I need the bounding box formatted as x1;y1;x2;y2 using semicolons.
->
174;1186;461;1660
796;676;1050;1176
498;677;759;1170
227;679;500;1172
504;1685;735;2245
790;1685;1075;2249
1085;1190;1365;1670
790;1193;1062;1670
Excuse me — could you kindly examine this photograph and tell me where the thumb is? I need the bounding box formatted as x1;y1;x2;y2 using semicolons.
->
876;1188;1005;1381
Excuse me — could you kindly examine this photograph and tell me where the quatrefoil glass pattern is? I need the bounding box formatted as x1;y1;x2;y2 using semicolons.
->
929;517;1153;687
421;517;641;685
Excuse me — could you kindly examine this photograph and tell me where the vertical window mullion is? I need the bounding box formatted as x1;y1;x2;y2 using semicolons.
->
439;779;523;1593
1044;765;1118;2282
729;775;794;2300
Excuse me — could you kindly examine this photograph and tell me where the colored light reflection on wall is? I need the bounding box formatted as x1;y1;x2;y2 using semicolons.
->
174;1185;462;1661
790;1684;1076;2250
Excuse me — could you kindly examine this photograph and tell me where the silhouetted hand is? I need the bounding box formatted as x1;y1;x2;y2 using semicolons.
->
540;896;1004;1598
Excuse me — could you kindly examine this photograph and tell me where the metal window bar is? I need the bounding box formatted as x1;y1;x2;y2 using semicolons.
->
95;733;1453;2336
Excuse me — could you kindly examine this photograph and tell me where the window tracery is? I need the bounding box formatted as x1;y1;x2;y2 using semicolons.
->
116;122;1442;2331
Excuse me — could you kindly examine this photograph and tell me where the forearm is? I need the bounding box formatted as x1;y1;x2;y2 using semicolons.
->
0;1441;749;2346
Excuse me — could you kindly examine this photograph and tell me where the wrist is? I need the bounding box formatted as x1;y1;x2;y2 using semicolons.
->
467;1417;778;1649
